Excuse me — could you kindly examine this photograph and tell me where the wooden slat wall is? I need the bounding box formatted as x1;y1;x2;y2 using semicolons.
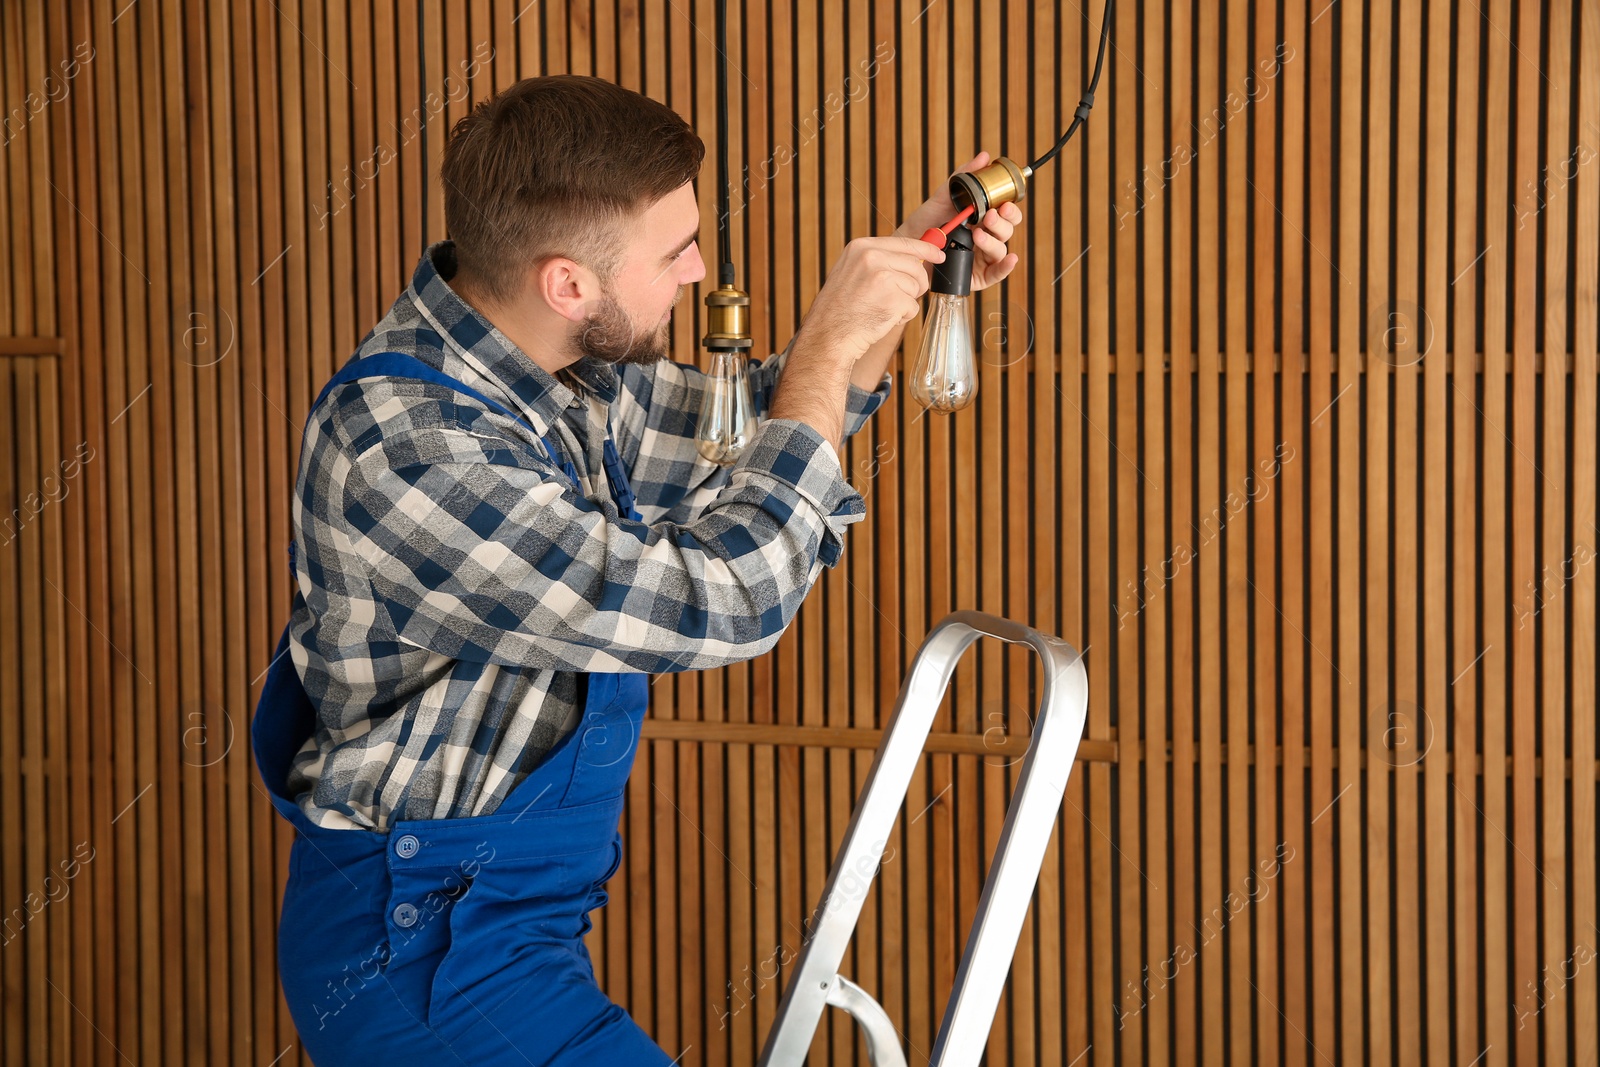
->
2;1;1598;1064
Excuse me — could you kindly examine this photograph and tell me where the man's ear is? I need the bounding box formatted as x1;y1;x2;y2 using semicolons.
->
534;257;600;323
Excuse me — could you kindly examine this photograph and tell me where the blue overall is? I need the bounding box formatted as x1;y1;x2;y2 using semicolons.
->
252;353;669;1065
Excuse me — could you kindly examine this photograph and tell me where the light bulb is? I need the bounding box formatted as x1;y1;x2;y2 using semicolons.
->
696;348;758;465
910;222;977;413
696;283;759;466
909;293;977;413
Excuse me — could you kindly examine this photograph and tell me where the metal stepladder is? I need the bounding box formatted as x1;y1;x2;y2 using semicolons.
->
757;611;1091;1067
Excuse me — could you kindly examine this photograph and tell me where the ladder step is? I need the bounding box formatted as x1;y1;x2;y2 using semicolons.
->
824;975;907;1067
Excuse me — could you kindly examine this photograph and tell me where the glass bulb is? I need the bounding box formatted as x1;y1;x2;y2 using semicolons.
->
695;349;759;465
909;292;977;413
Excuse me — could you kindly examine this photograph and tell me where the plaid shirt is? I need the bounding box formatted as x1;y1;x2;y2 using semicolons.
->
285;243;887;831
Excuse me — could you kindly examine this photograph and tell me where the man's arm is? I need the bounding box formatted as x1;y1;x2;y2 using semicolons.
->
850;323;906;394
767;236;942;453
617;236;942;519
340;412;862;676
614;348;889;521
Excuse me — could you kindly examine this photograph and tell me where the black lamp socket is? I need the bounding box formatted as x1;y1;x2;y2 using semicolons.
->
930;224;975;298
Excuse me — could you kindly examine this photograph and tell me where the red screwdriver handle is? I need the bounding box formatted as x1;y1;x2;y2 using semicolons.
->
919;204;976;248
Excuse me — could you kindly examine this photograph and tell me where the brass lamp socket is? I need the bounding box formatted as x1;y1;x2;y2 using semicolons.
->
948;156;1032;218
702;284;754;350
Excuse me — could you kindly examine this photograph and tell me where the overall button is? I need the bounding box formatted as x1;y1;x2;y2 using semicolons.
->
393;833;420;859
392;903;419;928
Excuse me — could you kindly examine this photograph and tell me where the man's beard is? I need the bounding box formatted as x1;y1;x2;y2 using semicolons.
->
571;287;683;366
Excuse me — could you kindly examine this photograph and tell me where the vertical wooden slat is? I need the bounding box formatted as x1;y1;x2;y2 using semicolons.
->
1;36;28;1067
1571;9;1600;1067
3;0;35;336
1481;0;1513;1060
1277;1;1309;1061
14;359;47;1067
1508;1;1543;1063
1222;0;1253;1057
1164;0;1196;1060
1028;1;1064;1059
1111;0;1141;1058
1195;0;1225;1061
1081;0;1116;1057
1364;0;1395;1057
1305;0;1337;1057
1391;0;1423;1060
1537;5;1573;1066
1249;0;1283;1059
1420;0;1452;1064
0;363;22;1065
1336;0;1368;1060
1448;4;1484;1064
34;357;68;1067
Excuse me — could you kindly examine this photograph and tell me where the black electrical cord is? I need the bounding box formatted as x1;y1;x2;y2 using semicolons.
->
418;0;428;253
714;0;735;287
1027;0;1113;173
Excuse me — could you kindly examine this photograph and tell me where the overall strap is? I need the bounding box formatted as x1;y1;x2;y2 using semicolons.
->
600;438;641;522
309;351;642;521
315;350;578;479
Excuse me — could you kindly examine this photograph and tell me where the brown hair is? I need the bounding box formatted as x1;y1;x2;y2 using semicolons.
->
440;75;704;304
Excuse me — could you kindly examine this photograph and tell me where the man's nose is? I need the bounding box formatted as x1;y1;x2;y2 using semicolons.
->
682;242;708;285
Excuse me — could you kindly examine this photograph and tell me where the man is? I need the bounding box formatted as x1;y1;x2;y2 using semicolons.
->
252;74;1021;1064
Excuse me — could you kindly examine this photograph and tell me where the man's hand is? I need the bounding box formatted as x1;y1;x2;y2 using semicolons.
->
770;237;945;451
826;153;1025;394
896;151;1023;292
799;236;946;361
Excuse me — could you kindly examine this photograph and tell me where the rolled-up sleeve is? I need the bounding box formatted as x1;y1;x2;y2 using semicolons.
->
338;412;865;675
726;416;867;567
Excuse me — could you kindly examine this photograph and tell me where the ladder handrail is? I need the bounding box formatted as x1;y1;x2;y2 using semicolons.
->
758;611;1090;1066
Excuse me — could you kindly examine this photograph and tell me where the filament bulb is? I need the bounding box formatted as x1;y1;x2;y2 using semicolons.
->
696;283;758;465
696;348;758;465
910;222;978;413
909;293;977;413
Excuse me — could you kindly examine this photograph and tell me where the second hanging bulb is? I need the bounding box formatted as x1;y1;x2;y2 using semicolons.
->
909;223;978;414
